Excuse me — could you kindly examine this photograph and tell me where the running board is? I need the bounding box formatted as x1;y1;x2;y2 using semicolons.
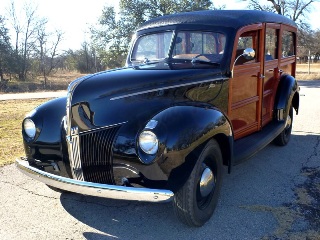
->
233;121;285;165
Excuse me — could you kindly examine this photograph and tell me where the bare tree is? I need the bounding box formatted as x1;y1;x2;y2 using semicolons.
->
7;0;45;80
37;24;63;88
246;0;316;22
0;16;13;82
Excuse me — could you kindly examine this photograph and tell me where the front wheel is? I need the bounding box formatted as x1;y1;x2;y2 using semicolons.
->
274;104;293;146
173;139;223;227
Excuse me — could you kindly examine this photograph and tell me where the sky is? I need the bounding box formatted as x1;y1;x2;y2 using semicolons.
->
1;0;320;51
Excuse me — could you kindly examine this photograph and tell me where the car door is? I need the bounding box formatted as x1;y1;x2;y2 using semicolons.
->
228;24;264;140
262;24;280;127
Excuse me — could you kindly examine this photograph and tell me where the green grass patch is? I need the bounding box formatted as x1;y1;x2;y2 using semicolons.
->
0;99;49;166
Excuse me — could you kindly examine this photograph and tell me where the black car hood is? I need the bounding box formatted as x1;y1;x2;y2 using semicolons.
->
70;64;225;131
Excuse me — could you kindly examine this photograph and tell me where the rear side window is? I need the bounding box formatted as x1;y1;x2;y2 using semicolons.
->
282;31;295;57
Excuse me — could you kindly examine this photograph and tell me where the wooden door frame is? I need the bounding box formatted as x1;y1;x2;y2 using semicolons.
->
228;24;264;139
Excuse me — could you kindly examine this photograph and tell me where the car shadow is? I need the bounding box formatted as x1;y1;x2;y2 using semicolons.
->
59;133;320;239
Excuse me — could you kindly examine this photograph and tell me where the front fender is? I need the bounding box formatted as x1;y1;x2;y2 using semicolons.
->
274;74;299;121
141;105;232;191
23;97;67;161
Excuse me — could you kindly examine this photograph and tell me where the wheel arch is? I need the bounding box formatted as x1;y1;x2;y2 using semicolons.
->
274;74;299;121
149;105;233;192
182;132;232;181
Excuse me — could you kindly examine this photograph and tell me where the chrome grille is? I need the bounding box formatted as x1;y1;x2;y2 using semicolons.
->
79;126;120;184
69;127;84;180
66;76;88;181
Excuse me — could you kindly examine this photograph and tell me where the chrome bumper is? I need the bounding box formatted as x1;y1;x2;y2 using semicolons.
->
16;158;174;202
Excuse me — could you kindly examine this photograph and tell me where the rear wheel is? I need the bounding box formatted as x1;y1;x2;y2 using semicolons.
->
173;139;223;227
274;104;293;146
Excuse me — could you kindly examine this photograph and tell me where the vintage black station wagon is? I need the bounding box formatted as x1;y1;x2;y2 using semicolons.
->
17;10;300;226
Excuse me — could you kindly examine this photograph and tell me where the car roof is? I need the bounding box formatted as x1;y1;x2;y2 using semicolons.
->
137;10;297;31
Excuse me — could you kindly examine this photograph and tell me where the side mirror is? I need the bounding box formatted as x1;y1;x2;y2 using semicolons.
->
231;48;256;78
243;48;255;60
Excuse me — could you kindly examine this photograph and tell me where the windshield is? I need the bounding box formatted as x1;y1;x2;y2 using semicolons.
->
130;30;226;65
131;31;173;62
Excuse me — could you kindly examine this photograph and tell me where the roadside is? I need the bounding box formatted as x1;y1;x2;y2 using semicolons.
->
0;91;67;101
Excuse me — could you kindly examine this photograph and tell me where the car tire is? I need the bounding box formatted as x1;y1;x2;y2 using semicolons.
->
274;104;293;146
173;139;223;227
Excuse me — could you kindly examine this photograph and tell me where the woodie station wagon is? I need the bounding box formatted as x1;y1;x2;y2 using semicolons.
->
16;10;299;227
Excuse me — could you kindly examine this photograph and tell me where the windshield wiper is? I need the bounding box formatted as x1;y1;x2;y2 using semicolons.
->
191;58;220;66
164;57;220;66
131;58;160;65
191;55;220;66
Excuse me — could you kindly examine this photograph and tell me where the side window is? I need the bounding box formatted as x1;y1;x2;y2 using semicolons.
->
282;31;295;57
265;28;278;61
236;30;259;65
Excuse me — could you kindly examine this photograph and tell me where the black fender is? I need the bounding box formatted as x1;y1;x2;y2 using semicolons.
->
138;104;233;192
274;74;299;121
23;97;67;161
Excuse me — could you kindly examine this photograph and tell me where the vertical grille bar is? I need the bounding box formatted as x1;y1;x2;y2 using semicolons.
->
79;126;120;184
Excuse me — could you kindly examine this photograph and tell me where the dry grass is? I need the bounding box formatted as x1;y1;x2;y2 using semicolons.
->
1;71;86;93
36;70;86;85
296;63;320;81
0;99;49;166
296;63;320;73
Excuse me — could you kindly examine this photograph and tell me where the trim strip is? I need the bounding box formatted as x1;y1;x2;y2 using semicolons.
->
110;77;229;100
79;121;128;135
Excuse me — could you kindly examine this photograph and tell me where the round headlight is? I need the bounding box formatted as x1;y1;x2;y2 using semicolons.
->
139;131;159;155
24;119;36;139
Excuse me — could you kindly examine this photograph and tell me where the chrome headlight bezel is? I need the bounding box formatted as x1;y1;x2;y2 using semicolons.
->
138;130;159;155
23;118;36;139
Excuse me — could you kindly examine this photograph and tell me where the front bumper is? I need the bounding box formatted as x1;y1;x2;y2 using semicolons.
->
16;158;174;202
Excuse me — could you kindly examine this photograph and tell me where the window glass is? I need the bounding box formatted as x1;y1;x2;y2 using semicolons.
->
282;31;295;57
236;31;258;65
131;31;173;61
237;36;253;49
265;28;278;60
172;31;226;58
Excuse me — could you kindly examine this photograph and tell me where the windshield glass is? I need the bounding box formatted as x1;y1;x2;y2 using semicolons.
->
130;30;226;65
131;31;173;62
172;31;226;63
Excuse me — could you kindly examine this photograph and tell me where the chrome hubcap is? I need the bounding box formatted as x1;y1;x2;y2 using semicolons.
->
199;167;215;197
286;115;292;129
